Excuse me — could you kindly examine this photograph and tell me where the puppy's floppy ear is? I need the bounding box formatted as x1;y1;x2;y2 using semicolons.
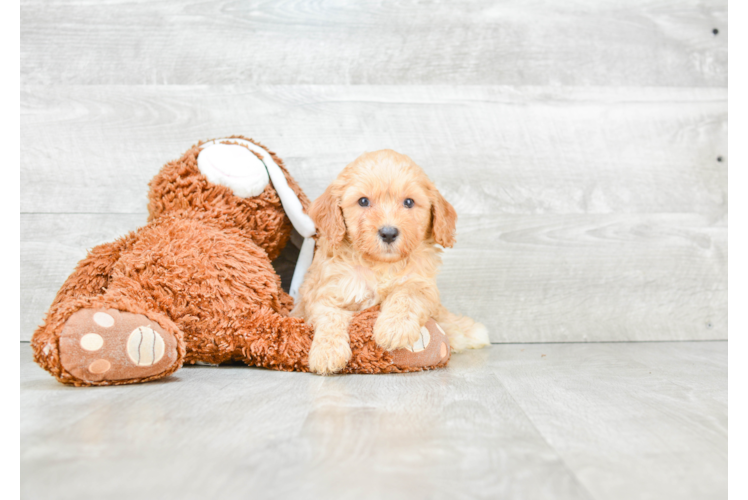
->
309;184;346;247
430;189;457;248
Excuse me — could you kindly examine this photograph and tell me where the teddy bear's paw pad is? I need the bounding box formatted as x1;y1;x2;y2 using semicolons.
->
390;319;450;369
58;308;179;383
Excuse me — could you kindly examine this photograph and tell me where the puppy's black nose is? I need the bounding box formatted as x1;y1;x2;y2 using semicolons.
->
378;226;399;244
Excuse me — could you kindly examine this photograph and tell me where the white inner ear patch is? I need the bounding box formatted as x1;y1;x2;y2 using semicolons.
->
127;327;165;366
197;143;270;198
406;326;432;353
80;333;104;351
93;312;114;328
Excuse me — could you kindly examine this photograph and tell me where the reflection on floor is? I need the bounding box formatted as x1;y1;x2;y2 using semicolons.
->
20;342;727;500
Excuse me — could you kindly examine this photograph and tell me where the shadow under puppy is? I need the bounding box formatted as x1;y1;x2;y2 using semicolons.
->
292;149;490;375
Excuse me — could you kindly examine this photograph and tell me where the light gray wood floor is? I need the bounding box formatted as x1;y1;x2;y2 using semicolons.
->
20;342;727;500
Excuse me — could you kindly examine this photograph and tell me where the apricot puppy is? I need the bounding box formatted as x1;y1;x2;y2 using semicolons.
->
292;150;489;375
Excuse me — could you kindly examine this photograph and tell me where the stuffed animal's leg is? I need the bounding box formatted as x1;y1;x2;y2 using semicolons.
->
434;306;490;352
226;305;454;374
32;238;129;379
47;235;137;307
228;307;314;372
32;274;185;386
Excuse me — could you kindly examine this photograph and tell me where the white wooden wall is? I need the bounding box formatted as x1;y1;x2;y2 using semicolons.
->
20;0;727;342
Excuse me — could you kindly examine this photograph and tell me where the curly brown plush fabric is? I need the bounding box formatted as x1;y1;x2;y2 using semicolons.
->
31;137;450;386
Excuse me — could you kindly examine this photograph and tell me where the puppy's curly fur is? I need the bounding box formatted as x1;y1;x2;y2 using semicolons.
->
292;149;489;375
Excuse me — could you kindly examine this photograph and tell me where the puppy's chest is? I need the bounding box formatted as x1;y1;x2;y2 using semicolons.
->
339;265;402;310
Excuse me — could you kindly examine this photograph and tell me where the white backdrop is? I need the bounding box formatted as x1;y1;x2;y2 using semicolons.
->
20;0;727;342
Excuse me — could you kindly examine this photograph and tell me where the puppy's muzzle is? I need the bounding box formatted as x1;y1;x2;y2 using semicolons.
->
378;226;399;244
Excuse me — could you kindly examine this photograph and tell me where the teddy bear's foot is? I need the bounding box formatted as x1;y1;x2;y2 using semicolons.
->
389;319;451;370
58;308;181;385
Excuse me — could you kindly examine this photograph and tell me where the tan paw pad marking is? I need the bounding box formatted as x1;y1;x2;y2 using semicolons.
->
93;312;115;328
434;322;449;359
127;327;165;366
88;359;111;374
434;322;446;336
406;326;432;353
80;333;104;351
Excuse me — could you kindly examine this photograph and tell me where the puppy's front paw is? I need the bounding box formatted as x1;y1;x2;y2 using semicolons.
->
373;313;422;351
308;335;352;375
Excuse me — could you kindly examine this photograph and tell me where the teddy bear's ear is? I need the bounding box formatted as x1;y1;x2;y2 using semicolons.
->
309;185;346;248
430;188;457;248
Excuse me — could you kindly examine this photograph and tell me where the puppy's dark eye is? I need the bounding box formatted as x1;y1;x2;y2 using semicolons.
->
403;198;415;208
358;197;370;207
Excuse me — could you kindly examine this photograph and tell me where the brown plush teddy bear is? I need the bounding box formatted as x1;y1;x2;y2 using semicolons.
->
31;137;450;386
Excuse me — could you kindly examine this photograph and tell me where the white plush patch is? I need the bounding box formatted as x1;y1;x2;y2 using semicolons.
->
127;327;165;366
200;138;316;238
80;333;104;351
197;143;270;198
93;312;114;328
406;327;432;353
